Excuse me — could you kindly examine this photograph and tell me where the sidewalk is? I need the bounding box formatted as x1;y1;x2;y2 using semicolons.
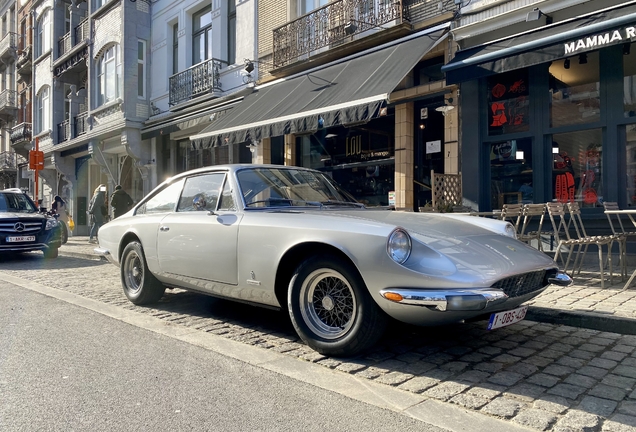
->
59;235;636;335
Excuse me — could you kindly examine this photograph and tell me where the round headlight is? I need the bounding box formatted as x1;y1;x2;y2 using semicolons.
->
504;222;517;239
387;228;412;264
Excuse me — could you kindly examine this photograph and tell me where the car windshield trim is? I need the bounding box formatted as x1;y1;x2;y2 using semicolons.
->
237;167;360;209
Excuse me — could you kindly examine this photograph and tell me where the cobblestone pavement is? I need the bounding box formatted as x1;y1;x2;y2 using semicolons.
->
3;248;636;431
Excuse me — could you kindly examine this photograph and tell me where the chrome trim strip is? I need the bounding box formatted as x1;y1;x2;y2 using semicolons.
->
379;288;509;311
548;271;573;287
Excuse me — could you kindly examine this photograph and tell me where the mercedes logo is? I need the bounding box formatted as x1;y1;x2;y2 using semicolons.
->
14;222;25;232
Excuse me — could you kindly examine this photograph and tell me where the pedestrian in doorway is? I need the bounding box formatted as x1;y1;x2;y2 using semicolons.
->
88;185;107;243
51;195;69;243
110;185;134;219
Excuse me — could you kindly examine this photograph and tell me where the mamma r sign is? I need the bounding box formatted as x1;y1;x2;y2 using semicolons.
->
564;26;636;54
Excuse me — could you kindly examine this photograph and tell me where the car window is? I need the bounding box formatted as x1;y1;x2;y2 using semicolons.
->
138;180;184;215
218;177;236;211
177;173;225;212
0;192;37;213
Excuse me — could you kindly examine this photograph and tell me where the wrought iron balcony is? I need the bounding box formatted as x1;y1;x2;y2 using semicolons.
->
58;18;88;59
75;112;88;137
17;44;32;75
169;58;224;106
0;151;18;170
10;123;31;145
273;0;406;68
0;32;17;62
58;120;71;143
0;89;17;114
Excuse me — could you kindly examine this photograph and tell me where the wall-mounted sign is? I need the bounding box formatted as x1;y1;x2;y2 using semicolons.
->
388;191;395;207
565;27;636;55
426;140;441;154
420;108;428;120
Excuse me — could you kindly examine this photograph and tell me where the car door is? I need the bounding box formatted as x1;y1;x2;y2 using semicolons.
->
157;172;241;285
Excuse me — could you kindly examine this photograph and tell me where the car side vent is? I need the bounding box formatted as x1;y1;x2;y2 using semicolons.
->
491;270;547;298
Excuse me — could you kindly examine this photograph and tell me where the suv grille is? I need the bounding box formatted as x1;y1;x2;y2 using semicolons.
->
491;270;547;298
0;221;43;234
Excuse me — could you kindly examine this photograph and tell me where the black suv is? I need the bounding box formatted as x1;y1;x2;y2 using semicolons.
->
0;189;62;258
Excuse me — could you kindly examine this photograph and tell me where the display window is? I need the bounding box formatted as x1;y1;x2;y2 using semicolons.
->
549;50;600;128
297;121;395;206
489;138;533;209
624;41;636;118
626;125;636;206
551;129;603;208
487;69;530;136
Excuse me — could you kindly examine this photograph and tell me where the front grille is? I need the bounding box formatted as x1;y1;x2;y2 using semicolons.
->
491;270;547;298
0;221;43;234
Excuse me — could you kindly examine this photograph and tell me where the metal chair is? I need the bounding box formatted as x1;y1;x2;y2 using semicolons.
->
518;203;547;251
498;203;524;234
603;202;633;280
567;202;618;288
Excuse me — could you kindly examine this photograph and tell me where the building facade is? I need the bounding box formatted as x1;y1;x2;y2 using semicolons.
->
445;0;636;216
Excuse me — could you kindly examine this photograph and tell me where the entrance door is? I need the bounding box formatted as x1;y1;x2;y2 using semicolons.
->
415;100;445;209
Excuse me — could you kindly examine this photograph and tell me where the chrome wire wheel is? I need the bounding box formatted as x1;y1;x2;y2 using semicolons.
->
299;269;357;340
123;250;143;295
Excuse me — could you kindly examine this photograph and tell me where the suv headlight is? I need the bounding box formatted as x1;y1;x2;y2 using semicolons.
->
387;228;412;264
45;218;59;230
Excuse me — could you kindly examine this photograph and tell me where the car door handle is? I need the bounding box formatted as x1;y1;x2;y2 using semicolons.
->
159;226;169;232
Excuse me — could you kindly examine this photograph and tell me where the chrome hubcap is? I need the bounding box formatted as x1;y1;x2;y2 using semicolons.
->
299;269;356;340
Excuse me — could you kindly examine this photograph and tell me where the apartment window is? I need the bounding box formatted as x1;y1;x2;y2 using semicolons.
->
228;0;236;65
192;5;212;65
36;9;51;57
299;0;328;15
36;86;50;133
172;24;179;74
138;40;146;98
97;44;122;106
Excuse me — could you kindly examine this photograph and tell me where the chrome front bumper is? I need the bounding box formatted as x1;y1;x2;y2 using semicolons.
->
380;271;572;312
94;247;116;264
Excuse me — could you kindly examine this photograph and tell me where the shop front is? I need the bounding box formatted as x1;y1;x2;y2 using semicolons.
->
443;2;636;212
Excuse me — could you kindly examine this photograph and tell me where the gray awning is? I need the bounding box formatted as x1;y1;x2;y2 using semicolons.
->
442;2;636;84
191;24;449;149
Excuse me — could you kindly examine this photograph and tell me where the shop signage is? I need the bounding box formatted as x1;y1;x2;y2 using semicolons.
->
564;26;636;54
426;140;441;154
388;191;395;207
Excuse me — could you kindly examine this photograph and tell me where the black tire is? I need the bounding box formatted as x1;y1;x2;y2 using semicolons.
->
120;241;165;305
43;247;59;259
61;222;68;244
287;255;387;357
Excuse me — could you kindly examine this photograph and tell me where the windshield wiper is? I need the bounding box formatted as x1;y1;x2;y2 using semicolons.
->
245;198;294;207
246;198;325;208
320;200;365;208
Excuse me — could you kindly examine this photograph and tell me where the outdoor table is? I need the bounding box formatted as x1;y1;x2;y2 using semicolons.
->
604;209;636;289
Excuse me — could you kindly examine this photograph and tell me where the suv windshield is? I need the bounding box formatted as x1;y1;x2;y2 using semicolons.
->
0;192;38;213
237;167;362;208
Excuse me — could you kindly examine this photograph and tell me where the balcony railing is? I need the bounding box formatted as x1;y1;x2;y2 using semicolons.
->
58;18;88;60
75;112;88;137
273;0;406;68
0;89;17;112
169;58;224;106
58;119;71;143
0;32;18;61
75;18;89;43
10;123;31;145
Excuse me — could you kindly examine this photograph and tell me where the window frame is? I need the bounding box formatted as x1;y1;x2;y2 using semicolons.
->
227;0;236;65
138;40;146;99
36;9;51;58
192;5;212;66
96;44;122;107
36;86;50;134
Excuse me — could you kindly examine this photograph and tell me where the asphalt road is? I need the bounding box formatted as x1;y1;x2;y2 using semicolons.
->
0;281;446;432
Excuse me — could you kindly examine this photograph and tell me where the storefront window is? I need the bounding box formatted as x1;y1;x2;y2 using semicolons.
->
549;51;600;128
297;125;395;206
489;138;533;209
626;125;636;206
487;70;530;136
624;42;636;118
552;129;602;208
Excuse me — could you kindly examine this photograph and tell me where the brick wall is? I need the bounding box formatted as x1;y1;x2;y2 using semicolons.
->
93;5;122;59
258;0;287;56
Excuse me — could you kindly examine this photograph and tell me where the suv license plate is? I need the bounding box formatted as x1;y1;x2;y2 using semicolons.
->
487;305;528;330
7;236;36;243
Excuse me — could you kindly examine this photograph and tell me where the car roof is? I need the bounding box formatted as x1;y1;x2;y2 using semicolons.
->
0;188;25;193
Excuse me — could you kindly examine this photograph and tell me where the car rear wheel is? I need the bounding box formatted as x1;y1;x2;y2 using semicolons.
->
121;241;165;305
288;255;387;357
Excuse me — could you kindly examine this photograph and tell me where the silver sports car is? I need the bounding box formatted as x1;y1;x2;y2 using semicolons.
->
96;164;571;356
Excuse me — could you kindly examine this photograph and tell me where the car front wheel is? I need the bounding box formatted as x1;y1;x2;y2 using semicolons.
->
288;255;387;357
43;247;59;259
121;241;165;305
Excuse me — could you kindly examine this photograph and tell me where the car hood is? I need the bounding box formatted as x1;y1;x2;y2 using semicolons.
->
0;211;46;220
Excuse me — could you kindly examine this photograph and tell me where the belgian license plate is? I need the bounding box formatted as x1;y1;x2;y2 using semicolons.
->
6;236;35;243
487;305;528;330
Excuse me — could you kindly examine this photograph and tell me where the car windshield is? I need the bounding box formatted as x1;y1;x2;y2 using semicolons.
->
237;167;362;208
0;192;38;213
